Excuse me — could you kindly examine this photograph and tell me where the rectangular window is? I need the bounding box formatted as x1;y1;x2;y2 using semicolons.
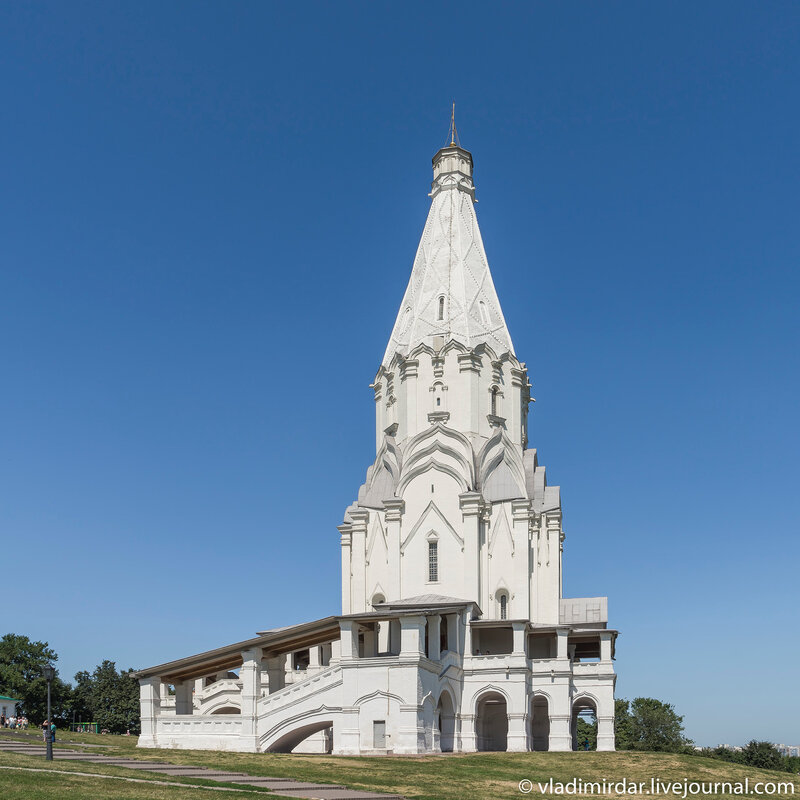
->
428;541;438;582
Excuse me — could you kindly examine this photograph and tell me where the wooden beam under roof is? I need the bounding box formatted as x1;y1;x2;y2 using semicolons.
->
131;616;340;684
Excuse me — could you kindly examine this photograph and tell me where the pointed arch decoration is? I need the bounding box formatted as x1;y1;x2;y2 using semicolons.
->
488;504;515;556
366;515;388;566
400;501;464;554
477;428;527;502
397;423;474;496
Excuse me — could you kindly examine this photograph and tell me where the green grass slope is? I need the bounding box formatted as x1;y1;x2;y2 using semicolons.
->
1;729;797;800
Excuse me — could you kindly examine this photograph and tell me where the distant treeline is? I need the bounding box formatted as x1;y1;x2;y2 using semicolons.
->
698;742;800;775
0;633;139;734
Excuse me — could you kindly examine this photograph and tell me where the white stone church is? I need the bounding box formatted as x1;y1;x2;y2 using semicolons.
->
135;137;618;755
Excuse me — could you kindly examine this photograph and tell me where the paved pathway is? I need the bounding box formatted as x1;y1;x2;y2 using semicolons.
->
0;739;405;800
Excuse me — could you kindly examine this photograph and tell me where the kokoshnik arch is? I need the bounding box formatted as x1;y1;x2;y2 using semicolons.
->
133;135;619;755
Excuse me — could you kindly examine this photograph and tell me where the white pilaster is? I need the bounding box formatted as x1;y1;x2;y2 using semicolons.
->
427;614;441;661
264;655;285;694
330;638;342;664
399;615;426;656
339;620;360;660
512;621;527;656
137;677;160;748
384;499;404;601
460;492;483;604
174;680;193;715
595;681;616;751
556;627;569;660
239;648;261;752
349;510;369;614
600;631;613;663
308;644;321;674
511;499;533;618
445;613;459;654
339;524;352;615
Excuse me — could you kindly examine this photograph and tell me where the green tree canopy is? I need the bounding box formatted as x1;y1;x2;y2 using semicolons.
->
614;698;634;750
615;697;690;752
75;661;140;734
740;741;785;771
70;669;94;723
0;633;71;723
576;717;597;750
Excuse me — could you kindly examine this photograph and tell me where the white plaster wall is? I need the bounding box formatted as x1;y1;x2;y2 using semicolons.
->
398;470;466;599
375;348;527;452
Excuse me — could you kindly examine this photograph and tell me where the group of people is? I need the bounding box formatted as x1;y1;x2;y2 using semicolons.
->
0;714;29;730
41;719;56;742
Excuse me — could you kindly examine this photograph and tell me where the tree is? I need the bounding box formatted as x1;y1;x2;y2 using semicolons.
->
741;741;785;771
69;670;94;724
709;746;745;764
614;698;633;750
628;697;690;752
614;697;690;752
76;661;140;734
576;716;597;750
0;633;71;723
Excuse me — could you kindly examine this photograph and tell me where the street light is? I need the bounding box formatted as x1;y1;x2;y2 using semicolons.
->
42;664;55;761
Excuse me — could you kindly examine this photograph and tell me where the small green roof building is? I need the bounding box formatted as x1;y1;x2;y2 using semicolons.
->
0;695;20;717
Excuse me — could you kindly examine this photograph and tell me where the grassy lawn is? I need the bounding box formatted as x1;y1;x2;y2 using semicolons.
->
1;729;798;800
0;767;278;800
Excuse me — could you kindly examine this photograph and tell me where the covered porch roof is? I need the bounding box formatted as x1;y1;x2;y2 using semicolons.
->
131;616;340;684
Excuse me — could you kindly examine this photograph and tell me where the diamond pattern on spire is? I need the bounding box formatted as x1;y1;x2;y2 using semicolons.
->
383;157;514;366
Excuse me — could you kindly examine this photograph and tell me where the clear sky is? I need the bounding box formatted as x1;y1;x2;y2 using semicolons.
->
2;1;798;747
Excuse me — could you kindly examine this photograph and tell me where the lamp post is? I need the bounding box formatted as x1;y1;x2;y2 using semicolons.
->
42;665;55;761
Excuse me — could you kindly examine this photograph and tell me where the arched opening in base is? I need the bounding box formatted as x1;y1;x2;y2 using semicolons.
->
265;720;334;753
531;695;550;751
437;691;456;752
572;697;597;751
475;692;508;752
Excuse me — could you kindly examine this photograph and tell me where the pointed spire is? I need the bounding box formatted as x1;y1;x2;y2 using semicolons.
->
448;101;460;147
382;138;514;367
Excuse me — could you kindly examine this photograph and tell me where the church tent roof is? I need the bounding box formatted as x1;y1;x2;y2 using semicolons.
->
382;144;514;366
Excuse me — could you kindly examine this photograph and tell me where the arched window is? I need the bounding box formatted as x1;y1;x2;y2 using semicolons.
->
432;382;445;411
479;300;490;325
428;540;439;582
490;386;499;416
438;296;445;321
500;594;508;620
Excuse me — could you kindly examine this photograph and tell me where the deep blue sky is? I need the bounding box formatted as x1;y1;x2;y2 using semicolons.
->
2;2;798;747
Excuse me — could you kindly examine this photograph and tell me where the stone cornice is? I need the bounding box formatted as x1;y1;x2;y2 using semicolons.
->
399;359;418;381
457;351;483;373
383;498;404;521
348;510;369;531
511;499;533;521
510;366;527;388
459;491;484;517
338;525;352;547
